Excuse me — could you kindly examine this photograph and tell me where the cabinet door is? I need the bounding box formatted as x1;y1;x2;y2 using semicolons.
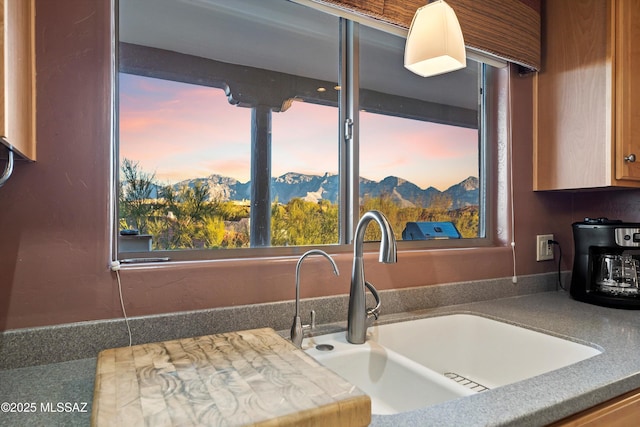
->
533;0;616;190
0;0;36;161
615;0;640;181
551;387;640;426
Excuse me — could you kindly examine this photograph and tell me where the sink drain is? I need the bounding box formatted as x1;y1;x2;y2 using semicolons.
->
444;372;489;392
315;344;334;351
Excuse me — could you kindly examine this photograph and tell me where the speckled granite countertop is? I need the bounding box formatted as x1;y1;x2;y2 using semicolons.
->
2;290;640;426
0;358;95;427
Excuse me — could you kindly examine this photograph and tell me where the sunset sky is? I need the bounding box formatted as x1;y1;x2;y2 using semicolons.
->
119;74;478;191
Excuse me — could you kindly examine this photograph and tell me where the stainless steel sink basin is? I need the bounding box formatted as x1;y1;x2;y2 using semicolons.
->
303;313;602;415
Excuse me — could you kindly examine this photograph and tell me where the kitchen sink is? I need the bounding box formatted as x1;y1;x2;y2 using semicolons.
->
303;313;602;415
304;336;475;415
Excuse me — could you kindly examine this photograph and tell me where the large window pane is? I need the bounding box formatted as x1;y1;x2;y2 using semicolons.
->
358;25;482;242
271;100;339;246
119;75;252;250
118;0;339;253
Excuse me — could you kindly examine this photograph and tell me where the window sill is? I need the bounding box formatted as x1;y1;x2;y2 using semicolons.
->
114;239;504;271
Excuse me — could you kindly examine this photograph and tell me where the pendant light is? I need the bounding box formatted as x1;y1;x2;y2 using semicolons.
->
404;0;466;77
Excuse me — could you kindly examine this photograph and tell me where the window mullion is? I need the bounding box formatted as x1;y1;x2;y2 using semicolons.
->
339;18;360;245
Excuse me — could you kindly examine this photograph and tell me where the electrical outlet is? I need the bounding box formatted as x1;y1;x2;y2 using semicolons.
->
536;234;554;261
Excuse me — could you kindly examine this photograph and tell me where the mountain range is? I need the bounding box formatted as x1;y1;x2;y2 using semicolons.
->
167;173;479;209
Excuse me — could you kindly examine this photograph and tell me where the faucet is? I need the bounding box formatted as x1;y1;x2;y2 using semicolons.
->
290;249;339;348
348;210;397;344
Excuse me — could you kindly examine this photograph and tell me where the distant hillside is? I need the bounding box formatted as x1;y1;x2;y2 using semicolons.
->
167;173;479;209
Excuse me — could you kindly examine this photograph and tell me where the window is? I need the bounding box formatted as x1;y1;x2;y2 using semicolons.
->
357;24;484;242
115;0;494;261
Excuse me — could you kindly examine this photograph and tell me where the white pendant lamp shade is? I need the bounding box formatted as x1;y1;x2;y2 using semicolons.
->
404;0;466;77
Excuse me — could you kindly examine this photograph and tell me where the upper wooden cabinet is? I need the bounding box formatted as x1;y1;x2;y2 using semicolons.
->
534;0;640;190
0;0;36;161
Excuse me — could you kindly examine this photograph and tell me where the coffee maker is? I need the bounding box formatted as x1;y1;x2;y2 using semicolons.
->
571;218;640;309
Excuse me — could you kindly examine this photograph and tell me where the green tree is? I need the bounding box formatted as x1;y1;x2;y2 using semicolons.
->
271;198;338;246
119;158;157;234
453;206;479;238
183;182;215;221
360;194;400;241
154;182;216;249
317;199;339;244
203;216;226;248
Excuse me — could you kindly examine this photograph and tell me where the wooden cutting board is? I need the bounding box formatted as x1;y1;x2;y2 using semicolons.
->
91;327;370;427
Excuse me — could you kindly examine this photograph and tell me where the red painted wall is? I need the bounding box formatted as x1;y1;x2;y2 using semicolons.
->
0;0;635;331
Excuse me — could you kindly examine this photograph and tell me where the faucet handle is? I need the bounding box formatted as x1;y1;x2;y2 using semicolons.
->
303;309;316;332
291;310;316;348
365;282;381;324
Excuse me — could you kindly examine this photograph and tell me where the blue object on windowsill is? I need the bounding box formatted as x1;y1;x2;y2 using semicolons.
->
402;221;461;240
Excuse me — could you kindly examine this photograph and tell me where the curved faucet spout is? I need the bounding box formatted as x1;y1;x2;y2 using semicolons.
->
348;210;397;344
291;249;339;348
353;211;398;263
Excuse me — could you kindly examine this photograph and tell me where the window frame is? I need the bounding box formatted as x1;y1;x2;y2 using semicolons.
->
111;0;499;264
